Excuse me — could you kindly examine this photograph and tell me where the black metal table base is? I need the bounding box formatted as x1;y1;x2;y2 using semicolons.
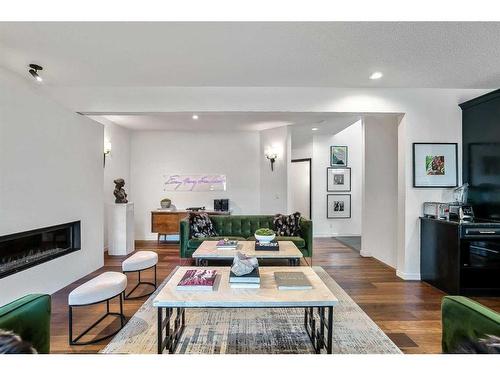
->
304;306;334;354
157;305;333;354
157;307;186;354
124;265;157;300
69;292;126;345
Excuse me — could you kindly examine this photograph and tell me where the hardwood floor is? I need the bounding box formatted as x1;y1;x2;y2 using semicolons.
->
49;238;500;354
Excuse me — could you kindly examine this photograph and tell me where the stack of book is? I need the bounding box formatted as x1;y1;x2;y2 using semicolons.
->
176;269;218;291
216;239;238;250
229;267;260;288
255;240;279;251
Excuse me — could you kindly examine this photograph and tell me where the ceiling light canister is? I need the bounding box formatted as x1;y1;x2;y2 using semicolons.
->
369;71;383;80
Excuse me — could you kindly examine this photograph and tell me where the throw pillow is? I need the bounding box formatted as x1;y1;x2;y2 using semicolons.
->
189;213;218;238
273;212;302;236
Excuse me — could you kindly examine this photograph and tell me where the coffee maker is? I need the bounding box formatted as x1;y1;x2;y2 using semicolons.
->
449;183;474;221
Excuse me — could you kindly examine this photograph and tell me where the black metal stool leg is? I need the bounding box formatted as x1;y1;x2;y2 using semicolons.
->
68;306;73;345
124;265;158;300
69;293;126;346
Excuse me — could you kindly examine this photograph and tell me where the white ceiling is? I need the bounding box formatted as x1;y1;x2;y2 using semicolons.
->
0;22;499;88
90;112;361;132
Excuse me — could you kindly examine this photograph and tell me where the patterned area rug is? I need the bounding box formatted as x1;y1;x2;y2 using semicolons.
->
101;266;401;354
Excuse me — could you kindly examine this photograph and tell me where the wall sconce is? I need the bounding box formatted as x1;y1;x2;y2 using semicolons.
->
103;139;112;167
265;148;278;171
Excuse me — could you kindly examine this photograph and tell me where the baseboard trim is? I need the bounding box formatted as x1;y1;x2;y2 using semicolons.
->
360;250;371;257
396;270;421;281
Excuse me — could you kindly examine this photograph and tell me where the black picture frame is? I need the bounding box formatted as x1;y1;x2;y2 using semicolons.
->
330;145;348;167
327;194;351;219
412;142;458;188
326;167;351;192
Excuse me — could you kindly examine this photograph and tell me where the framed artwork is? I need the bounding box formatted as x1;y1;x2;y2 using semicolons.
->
413;143;458;188
327;194;351;219
330;146;348;166
327;167;351;192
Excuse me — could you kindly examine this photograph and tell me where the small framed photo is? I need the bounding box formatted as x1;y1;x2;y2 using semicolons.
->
327;194;351;219
330;146;348;166
413;143;458;188
327;167;351;192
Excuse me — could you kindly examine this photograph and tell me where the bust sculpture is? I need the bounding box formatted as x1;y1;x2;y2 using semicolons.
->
113;178;128;204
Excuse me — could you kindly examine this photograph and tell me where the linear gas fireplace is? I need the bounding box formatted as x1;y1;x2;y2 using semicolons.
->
0;221;81;279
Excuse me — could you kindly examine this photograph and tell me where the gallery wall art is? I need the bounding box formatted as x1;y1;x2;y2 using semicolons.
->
327;194;351;219
412;143;458;188
330;145;348;166
327;167;351;192
327;145;351;220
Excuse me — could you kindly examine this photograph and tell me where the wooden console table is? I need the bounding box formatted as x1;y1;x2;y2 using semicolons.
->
151;210;228;243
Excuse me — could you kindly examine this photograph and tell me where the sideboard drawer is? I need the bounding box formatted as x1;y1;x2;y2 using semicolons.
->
152;212;187;234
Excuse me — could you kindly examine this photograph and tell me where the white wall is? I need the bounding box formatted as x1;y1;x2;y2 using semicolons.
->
88;117;131;250
313;120;363;237
52;86;489;279
0;68;103;305
260;126;289;215
362;116;399;267
130;131;261;240
291;132;313;160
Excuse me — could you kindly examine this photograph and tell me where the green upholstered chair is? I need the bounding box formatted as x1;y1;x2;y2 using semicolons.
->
0;294;51;354
179;214;313;259
441;296;500;353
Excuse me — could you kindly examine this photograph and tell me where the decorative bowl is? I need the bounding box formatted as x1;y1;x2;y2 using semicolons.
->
254;228;276;243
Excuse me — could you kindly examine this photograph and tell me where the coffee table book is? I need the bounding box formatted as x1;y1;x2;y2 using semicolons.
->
229;267;260;283
274;271;312;290
176;269;217;291
230;282;260;289
216;239;238;250
255;240;279;251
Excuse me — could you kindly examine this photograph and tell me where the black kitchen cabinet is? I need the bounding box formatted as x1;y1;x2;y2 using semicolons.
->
420;217;500;296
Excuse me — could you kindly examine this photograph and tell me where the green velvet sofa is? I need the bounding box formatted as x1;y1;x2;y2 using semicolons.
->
180;214;313;259
0;294;51;353
442;296;500;353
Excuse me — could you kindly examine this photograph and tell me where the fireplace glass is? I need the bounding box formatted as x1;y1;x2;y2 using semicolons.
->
0;221;81;279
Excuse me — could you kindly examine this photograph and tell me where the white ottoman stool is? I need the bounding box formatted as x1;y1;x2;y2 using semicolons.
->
122;251;158;299
68;271;127;345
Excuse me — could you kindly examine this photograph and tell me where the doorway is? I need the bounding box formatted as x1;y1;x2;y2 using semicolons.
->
290;158;312;219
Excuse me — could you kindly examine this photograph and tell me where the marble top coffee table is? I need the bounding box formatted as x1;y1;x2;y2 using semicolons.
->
153;266;338;354
192;240;303;266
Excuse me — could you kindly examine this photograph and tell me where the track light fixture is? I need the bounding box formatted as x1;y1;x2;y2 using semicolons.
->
28;64;43;82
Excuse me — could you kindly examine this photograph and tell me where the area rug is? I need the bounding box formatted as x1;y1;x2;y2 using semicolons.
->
101;266;401;354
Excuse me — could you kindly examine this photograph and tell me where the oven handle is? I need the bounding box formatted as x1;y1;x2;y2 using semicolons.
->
470;245;500;254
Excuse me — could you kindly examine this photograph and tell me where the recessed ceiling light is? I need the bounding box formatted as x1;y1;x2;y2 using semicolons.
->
312;127;318;131
369;71;383;80
28;63;43;82
192;114;199;120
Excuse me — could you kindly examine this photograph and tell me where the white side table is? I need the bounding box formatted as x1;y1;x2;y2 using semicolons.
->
108;202;135;256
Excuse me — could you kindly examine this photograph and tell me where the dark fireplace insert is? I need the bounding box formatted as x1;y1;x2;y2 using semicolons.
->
0;221;81;279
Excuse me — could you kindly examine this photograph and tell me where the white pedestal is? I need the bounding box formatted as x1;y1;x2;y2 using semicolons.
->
108;202;135;256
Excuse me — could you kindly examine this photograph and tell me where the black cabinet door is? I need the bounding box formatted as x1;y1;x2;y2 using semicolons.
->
420;218;460;294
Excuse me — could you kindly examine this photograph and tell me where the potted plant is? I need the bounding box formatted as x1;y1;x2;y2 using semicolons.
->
254;228;276;243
